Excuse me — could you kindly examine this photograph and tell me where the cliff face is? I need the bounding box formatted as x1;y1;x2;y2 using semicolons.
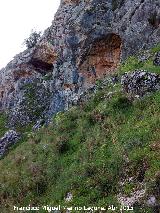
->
0;0;160;126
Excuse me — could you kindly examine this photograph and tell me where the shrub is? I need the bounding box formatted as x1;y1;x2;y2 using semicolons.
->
23;29;41;48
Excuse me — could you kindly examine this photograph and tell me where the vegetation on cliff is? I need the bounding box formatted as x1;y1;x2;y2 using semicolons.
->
0;45;160;212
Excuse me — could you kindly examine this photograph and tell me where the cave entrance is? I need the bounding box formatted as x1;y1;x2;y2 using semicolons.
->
79;33;122;85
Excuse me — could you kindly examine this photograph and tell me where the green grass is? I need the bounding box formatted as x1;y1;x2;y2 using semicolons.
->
0;45;160;212
118;43;160;75
150;43;160;53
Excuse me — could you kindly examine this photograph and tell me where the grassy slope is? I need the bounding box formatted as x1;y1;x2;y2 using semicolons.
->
0;45;160;213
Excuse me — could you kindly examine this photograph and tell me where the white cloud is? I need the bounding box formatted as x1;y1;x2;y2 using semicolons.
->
0;0;60;69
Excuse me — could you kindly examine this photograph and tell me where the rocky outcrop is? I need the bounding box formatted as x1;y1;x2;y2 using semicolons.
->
0;130;20;157
30;41;57;73
121;70;160;97
0;41;56;126
8;77;51;127
154;51;160;66
0;0;160;126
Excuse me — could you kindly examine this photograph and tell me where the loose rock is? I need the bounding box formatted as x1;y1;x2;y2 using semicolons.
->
121;70;160;97
154;51;160;66
0;130;20;157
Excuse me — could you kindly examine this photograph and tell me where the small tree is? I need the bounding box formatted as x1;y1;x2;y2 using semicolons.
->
23;29;41;48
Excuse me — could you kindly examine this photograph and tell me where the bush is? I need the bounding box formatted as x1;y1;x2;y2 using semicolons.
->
23;29;41;48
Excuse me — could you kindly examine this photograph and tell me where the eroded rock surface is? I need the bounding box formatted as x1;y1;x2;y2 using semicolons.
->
79;34;122;86
30;41;57;73
0;0;160;126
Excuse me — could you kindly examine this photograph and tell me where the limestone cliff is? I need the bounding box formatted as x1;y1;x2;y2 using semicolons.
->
0;0;159;126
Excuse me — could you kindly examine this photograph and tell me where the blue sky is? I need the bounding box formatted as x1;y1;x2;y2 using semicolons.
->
0;0;60;69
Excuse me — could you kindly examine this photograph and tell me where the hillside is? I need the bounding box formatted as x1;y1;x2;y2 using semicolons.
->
0;0;160;212
0;0;160;128
0;45;160;212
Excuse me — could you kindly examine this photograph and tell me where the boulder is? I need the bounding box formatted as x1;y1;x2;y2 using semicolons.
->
154;51;160;66
0;130;20;157
121;70;160;97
